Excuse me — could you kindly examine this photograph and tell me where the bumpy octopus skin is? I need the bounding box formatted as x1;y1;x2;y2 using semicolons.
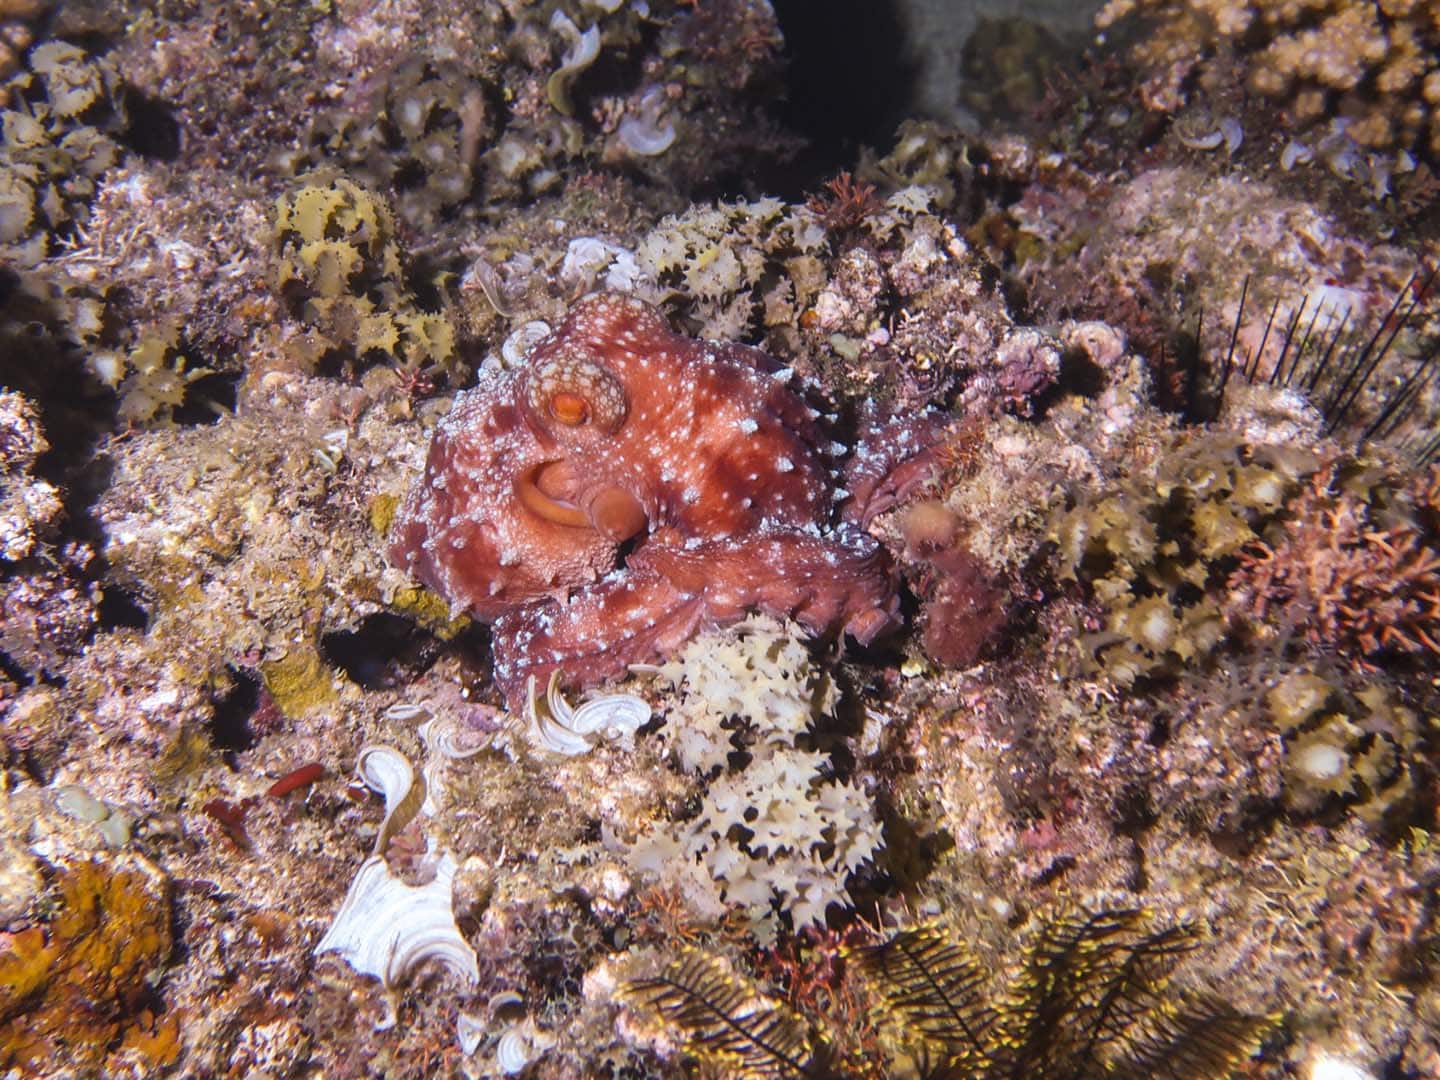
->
389;293;907;704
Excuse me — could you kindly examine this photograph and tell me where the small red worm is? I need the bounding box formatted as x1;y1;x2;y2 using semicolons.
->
265;762;325;798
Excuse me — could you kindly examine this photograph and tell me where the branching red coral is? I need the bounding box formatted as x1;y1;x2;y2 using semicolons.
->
806;171;882;236
1227;464;1440;665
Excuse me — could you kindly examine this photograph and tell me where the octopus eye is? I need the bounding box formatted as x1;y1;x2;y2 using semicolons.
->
549;391;590;426
525;356;627;436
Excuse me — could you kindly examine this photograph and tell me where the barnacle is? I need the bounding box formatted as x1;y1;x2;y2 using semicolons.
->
0;40;125;265
271;174;462;385
1265;670;1422;825
1052;435;1319;684
281;57;492;227
113;322;213;426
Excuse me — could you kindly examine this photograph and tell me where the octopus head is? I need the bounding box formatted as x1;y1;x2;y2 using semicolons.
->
514;349;647;543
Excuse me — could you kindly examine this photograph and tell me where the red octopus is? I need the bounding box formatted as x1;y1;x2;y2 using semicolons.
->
389;293;925;704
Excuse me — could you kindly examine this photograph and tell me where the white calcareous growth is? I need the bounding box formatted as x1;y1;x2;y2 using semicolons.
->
524;671;650;755
314;744;478;997
617;86;676;157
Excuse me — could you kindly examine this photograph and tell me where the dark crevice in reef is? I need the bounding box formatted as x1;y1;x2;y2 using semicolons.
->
0;648;33;691
96;583;149;632
211;667;262;756
768;0;918;197
321;612;433;691
170;369;241;426
119;90;183;161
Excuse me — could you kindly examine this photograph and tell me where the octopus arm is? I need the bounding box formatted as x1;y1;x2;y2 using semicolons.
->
840;408;952;527
634;528;899;645
490;572;706;707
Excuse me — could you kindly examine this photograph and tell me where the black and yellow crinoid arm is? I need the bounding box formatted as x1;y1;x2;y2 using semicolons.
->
844;924;998;1067
622;947;819;1079
846;909;1275;1080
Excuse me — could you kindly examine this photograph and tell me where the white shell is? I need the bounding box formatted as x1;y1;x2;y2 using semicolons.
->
1176;126;1224;151
496;1022;554;1075
496;1028;534;1075
618;87;676;157
418;715;494;761
551;11;600;72
356;744;425;856
525;672;650;756
417;715;495;814
314;852;478;992
1281;140;1313;170
502;321;552;367
456;1011;486;1056
1219;117;1243;155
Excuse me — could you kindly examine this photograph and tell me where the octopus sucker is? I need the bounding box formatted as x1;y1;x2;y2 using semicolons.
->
389;292;937;705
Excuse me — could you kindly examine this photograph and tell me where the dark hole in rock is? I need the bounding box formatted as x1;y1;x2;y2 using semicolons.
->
321;612;428;690
0;648;33;690
121;91;183;160
1056;344;1108;399
211;666;261;755
1112;783;1158;837
769;0;916;194
96;584;149;631
171;370;241;426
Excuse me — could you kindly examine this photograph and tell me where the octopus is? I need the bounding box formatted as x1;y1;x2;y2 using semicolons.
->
389;293;933;705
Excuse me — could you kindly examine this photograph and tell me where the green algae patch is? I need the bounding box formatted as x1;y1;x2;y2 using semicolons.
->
260;647;338;718
0;856;175;1074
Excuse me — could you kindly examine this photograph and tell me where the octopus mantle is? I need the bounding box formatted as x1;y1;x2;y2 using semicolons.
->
389;293;916;704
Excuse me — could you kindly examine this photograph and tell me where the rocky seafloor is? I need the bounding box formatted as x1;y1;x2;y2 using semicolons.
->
1;1;1438;1078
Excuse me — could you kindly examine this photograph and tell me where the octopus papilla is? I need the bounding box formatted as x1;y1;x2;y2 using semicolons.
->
389;293;935;705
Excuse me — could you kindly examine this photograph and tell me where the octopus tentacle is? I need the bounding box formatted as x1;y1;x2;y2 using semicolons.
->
491;568;704;701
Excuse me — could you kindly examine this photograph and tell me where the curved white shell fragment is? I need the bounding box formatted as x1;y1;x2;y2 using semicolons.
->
502;321;552;367
525;672;650;755
1280;140;1313;170
1176;126;1225;151
383;702;432;722
417;714;496;814
357;743;426;857
456;1011;486;1056
418;715;495;761
1219;117;1243;155
618;86;676;157
547;11;601;117
496;1028;534;1075
314;852;478;992
496;1021;555;1075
